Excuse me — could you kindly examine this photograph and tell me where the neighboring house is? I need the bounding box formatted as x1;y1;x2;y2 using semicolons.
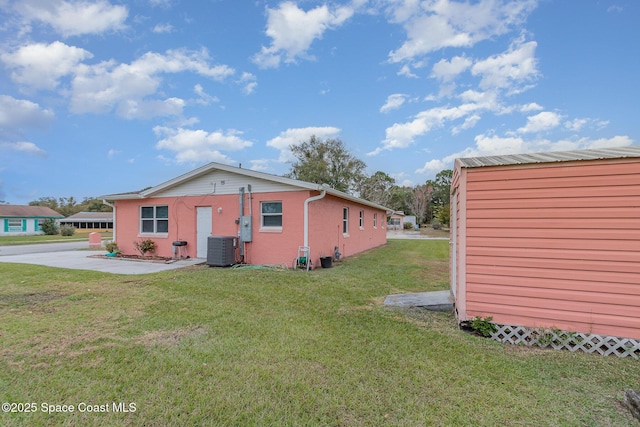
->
0;205;64;235
404;215;417;229
451;146;640;341
101;162;391;266
387;211;405;230
60;212;113;232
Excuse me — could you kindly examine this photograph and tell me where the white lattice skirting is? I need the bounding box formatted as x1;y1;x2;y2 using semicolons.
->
491;325;640;359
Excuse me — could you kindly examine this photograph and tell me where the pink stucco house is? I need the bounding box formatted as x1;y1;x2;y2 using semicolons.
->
102;162;390;267
451;146;640;343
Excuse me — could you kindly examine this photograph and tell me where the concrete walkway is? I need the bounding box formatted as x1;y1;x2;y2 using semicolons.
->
0;250;204;275
384;290;453;311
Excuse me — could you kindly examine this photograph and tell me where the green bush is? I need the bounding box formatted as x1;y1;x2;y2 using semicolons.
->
431;220;442;230
470;316;498;337
134;239;156;256
60;225;76;236
40;218;59;235
403;222;414;230
434;205;450;227
105;241;119;254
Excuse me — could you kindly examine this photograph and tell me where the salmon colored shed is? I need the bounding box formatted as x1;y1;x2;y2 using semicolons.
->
101;162;391;267
451;146;640;341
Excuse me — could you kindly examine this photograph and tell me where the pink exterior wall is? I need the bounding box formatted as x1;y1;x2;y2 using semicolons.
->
452;158;640;340
114;190;387;267
307;194;387;263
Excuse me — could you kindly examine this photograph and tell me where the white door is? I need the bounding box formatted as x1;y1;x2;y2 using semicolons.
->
196;207;213;258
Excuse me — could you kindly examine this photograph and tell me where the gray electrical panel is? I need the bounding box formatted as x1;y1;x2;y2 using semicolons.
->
240;216;253;242
207;236;237;267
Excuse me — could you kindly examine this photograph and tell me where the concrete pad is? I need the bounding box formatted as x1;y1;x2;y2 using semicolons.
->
384;290;453;311
0;250;204;275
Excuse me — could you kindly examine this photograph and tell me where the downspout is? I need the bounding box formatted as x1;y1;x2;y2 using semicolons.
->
303;189;326;248
102;199;116;241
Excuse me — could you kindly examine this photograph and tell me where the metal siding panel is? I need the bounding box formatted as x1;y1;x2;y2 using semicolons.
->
468;292;639;318
467;236;640;251
462;159;640;338
467;246;639;263
467;273;638;295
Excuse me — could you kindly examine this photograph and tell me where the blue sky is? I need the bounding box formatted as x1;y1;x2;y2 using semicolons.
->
0;0;637;204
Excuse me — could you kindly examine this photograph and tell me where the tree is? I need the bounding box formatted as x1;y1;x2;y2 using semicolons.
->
388;186;413;214
356;171;395;206
286;136;366;194
409;184;432;224
425;169;452;221
29;196;112;216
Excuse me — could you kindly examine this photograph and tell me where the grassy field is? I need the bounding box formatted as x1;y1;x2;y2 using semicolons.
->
0;240;638;426
0;233;113;246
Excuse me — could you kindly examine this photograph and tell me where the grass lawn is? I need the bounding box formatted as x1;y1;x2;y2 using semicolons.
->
0;232;113;246
0;240;638;426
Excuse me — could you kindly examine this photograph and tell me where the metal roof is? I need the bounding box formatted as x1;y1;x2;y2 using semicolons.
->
61;212;114;221
456;146;640;168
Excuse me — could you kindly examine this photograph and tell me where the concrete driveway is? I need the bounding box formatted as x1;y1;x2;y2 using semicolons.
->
0;242;204;275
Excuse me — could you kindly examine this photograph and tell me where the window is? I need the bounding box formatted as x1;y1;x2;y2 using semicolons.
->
140;205;168;234
359;210;364;229
261;201;282;228
342;207;349;235
374;213;378;228
6;219;24;232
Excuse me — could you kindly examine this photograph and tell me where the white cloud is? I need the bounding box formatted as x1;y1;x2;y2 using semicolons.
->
0;95;53;157
0;141;47;157
387;0;537;63
520;102;543;112
248;159;271;172
471;38;539;92
517;111;562;134
193;84;219;106
153;126;253;164
564;118;588;132
152;23;173;33
416;133;635;176
431;56;472;82
238;72;257;95
70;48;235;118
0;95;55;130
380;93;407;113
371;103;484;155
397;64;418;78
253;1;355;68
15;0;128;37
266;126;341;162
1;41;92;90
117;97;185;120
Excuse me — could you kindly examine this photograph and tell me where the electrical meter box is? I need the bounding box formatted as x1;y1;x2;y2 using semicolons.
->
240;216;252;242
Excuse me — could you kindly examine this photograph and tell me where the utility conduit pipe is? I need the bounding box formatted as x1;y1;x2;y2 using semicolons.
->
303;189;326;248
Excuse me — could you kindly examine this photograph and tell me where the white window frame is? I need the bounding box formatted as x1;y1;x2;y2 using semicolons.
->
260;201;283;231
373;213;378;228
343;207;349;236
359;210;364;229
140;205;169;235
7;219;23;232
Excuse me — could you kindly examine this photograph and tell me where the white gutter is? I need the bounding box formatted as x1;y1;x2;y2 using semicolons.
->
102;199;116;241
303;189;326;248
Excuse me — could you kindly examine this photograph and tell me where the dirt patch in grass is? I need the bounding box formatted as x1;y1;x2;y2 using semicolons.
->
0;291;67;308
137;326;208;347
